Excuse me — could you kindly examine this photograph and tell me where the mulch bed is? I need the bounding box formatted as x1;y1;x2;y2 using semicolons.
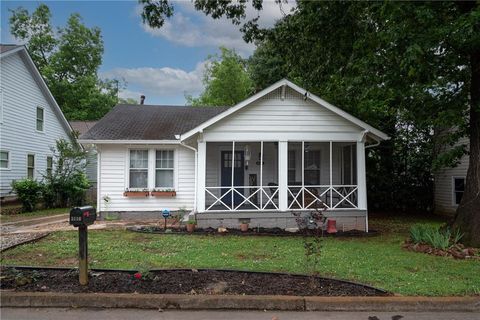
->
128;226;379;237
403;241;479;260
0;267;388;296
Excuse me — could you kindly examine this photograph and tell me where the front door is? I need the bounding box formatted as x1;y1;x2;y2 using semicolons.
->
221;151;244;207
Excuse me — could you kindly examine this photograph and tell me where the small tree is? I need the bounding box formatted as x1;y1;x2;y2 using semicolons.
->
42;139;90;207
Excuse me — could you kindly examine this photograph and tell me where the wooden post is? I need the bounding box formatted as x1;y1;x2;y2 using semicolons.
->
197;139;206;212
78;225;88;285
278;141;288;211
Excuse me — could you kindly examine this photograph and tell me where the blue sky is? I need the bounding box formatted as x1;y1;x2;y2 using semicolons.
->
1;0;293;105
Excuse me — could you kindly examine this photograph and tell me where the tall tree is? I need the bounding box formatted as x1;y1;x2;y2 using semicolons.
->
9;4;118;120
142;0;480;245
187;47;253;106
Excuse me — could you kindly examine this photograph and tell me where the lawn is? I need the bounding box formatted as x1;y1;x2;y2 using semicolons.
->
0;208;69;224
1;214;479;296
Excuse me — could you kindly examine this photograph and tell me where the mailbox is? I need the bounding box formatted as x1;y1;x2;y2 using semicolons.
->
70;206;97;227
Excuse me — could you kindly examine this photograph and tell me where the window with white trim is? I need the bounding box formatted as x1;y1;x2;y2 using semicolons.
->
27;154;35;179
0;151;9;169
129;150;148;188
47;156;53;176
155;150;174;189
453;177;465;205
36;107;44;131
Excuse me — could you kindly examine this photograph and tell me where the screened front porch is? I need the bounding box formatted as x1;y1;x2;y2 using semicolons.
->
202;141;360;212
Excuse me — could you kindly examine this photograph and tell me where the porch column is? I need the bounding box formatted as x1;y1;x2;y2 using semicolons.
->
197;140;207;212
356;141;367;210
278;141;288;211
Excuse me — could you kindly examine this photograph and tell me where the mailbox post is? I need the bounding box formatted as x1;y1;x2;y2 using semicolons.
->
69;206;96;285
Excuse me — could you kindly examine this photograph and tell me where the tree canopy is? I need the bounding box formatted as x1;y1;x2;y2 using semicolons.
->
142;0;480;245
9;4;119;120
187;47;254;107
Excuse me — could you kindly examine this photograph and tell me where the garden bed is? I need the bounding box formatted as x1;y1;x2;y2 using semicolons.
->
0;267;388;296
403;241;479;260
128;226;379;237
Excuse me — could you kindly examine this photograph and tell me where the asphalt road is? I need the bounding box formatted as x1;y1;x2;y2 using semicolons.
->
1;308;478;320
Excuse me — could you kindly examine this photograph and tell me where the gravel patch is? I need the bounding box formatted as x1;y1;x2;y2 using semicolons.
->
0;233;49;252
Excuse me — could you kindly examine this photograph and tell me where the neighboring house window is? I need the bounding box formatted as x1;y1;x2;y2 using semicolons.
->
47;156;53;176
0;151;9;169
155;150;174;189
453;177;465;205
129;150;148;188
27;154;35;179
36;107;44;131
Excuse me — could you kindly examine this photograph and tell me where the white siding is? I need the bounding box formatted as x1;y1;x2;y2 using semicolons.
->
203;87;363;141
0;52;71;196
434;137;469;215
97;144;195;212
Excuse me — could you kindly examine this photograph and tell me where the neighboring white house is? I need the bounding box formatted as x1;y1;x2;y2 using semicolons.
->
0;44;74;200
434;137;469;216
79;79;389;231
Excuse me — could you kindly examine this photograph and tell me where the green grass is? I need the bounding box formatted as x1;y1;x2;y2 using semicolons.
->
1;214;479;296
0;208;68;223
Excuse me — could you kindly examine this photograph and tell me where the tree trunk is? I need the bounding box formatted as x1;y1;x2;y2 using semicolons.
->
453;48;480;247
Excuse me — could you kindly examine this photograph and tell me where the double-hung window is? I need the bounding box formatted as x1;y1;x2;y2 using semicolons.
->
27;154;35;179
129;150;148;189
155;150;174;189
0;151;9;169
36;107;44;132
453;177;465;205
46;156;53;176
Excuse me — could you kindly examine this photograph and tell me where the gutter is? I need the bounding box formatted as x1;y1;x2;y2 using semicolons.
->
77;140;181;145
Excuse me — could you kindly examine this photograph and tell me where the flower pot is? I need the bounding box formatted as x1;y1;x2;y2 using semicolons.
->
123;191;149;197
186;223;196;233
151;191;176;197
240;223;249;232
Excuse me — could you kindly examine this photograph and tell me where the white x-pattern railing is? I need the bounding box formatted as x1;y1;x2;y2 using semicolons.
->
205;186;279;211
287;185;358;210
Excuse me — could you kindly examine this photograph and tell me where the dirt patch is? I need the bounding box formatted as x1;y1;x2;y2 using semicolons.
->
0;267;388;296
403;241;479;260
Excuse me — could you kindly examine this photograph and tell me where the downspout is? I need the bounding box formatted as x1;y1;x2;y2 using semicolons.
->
176;135;197;214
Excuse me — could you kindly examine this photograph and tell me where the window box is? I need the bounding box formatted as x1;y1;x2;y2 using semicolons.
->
151;190;176;197
123;190;149;197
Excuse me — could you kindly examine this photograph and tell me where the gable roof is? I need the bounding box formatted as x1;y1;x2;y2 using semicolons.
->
0;44;74;139
180;79;389;142
79;105;229;142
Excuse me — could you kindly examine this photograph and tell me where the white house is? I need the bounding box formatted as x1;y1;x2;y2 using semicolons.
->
434;136;469;215
0;45;74;200
79;79;389;231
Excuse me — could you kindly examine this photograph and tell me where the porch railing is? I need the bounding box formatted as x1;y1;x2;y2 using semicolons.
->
205;186;279;211
287;185;358;210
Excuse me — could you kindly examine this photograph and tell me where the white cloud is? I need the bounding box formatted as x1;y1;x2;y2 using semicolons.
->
140;0;296;56
101;61;207;103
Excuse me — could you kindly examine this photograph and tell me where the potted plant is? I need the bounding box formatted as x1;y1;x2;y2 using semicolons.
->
239;218;250;232
123;188;149;197
186;218;197;233
150;188;176;197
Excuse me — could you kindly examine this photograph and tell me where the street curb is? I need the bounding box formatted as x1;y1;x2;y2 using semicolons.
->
1;292;479;311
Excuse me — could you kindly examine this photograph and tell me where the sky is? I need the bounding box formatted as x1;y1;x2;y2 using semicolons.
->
1;0;294;105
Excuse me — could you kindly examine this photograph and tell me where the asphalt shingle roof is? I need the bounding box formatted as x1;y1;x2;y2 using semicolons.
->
69;121;99;135
80;104;229;141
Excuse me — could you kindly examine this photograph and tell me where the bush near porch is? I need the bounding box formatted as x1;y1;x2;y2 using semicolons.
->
1;214;479;296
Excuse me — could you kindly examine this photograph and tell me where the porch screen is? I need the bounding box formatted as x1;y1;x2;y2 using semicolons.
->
129;150;148;188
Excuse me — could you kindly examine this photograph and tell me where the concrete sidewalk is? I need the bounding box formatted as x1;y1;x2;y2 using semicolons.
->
1;292;479;312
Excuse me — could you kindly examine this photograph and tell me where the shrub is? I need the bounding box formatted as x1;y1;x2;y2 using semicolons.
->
11;179;43;212
409;224;464;249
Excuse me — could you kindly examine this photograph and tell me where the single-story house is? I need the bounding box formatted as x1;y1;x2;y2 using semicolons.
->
79;79;389;231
